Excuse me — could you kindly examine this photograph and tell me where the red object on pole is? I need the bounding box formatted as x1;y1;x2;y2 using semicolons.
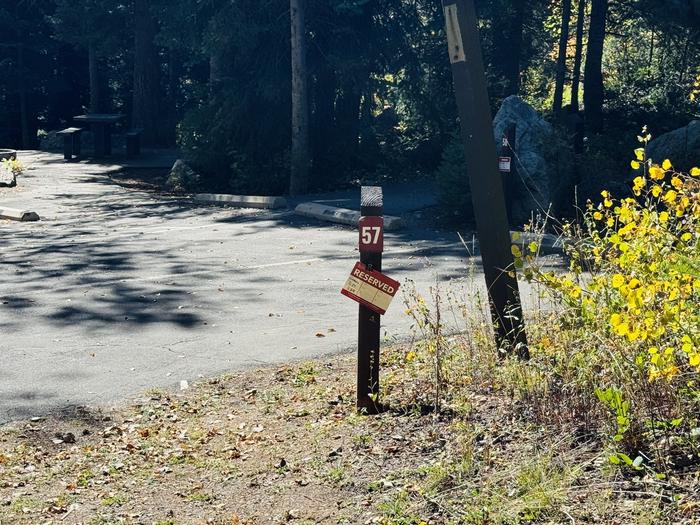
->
358;216;384;253
341;262;399;316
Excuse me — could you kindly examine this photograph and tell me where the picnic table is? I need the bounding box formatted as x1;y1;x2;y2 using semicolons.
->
73;113;125;158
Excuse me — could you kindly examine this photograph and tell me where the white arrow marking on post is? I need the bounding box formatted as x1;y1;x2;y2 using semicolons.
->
444;5;466;64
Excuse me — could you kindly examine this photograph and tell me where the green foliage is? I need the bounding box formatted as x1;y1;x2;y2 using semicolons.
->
434;137;472;224
594;387;630;442
3;0;699;195
178;92;290;195
517;142;700;470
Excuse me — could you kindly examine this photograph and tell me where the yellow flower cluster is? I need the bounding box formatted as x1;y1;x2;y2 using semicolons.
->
0;158;24;177
519;144;700;382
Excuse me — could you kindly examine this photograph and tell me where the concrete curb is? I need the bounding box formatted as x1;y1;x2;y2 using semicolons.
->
194;193;287;210
0;207;40;222
295;202;404;230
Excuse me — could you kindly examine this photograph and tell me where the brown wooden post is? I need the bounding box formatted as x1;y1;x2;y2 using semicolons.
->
357;186;383;412
442;0;528;358
499;123;516;227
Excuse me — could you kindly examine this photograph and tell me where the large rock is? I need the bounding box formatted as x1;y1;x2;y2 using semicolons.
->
165;160;201;193
493;96;574;225
646;120;700;171
0;150;17;187
0;168;16;187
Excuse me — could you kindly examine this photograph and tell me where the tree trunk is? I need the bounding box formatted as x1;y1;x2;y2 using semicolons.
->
334;85;362;163
165;48;181;146
88;41;101;113
17;44;31;149
290;0;310;196
583;0;608;134
132;0;162;145
498;0;527;98
553;0;572;121
570;0;586;111
678;29;692;85
311;63;336;168
209;50;224;97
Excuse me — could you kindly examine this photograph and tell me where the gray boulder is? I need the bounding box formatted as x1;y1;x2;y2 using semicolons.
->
0;150;17;187
493;96;574;225
646;120;700;172
165;160;201;193
0;168;16;187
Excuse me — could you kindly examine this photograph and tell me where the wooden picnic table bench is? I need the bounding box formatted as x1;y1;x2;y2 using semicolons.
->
57;127;83;161
73;113;125;158
126;128;143;157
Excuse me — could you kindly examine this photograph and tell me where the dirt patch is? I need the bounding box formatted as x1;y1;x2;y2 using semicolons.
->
0;349;697;525
109;169;170;192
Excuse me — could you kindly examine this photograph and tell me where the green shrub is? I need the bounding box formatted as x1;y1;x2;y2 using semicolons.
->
517;136;700;471
434;136;473;224
178;87;291;196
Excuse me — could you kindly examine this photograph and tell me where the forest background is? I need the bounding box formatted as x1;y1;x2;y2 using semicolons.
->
1;0;699;220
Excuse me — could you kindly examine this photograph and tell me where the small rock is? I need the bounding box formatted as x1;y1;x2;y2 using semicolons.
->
165;160;201;193
328;395;343;406
285;509;300;521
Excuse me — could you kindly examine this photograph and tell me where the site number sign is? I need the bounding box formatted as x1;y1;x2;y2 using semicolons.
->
359;216;384;253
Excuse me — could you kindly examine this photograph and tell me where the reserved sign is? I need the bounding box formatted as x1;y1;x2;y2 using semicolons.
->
341;262;400;315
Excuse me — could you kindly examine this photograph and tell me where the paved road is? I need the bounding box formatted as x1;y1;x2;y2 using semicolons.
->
0;151;549;424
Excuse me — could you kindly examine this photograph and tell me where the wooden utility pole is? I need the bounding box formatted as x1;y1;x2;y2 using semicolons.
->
290;0;310;196
442;0;528;358
499;123;517;226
